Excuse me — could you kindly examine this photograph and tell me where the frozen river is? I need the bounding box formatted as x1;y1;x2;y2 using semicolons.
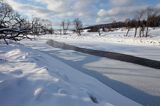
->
22;39;160;106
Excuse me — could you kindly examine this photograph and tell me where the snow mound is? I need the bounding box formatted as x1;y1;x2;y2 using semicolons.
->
0;44;141;106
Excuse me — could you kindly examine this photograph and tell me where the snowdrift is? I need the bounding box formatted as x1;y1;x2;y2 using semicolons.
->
0;43;141;106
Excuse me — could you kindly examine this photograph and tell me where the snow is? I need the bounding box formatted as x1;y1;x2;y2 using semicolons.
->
21;39;160;106
42;28;160;61
0;27;159;106
0;43;141;106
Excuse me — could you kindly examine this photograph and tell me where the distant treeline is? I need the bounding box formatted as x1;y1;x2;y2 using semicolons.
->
84;7;160;37
83;22;125;31
84;18;160;30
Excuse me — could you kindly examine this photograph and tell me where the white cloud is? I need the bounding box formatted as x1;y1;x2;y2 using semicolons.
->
97;5;149;23
97;8;120;17
5;0;158;25
17;0;96;25
36;0;97;18
6;0;21;10
6;0;55;19
41;0;68;12
97;9;107;17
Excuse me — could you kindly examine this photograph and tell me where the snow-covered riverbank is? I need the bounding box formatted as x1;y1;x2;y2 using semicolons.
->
21;39;160;106
0;43;141;106
42;29;160;61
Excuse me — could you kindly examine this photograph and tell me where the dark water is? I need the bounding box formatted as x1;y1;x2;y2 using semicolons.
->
47;40;160;69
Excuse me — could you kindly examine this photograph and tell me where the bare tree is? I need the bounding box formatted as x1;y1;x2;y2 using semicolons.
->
98;28;101;36
145;7;159;37
133;7;160;37
43;19;53;34
134;10;145;37
0;1;13;28
136;9;146;37
0;1;54;44
61;20;70;35
125;18;131;37
31;17;42;35
0;2;31;44
65;20;70;34
73;18;83;36
61;20;65;34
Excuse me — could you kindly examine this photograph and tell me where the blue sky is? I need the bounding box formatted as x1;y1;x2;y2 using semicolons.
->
6;0;160;27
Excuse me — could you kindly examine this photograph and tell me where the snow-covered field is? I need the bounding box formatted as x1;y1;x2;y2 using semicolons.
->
42;28;160;61
22;39;160;106
0;43;141;106
0;28;159;106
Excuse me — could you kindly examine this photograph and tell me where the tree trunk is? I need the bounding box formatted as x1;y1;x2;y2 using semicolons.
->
3;38;8;45
98;29;101;36
134;27;137;37
139;28;142;37
125;28;130;36
145;26;149;37
78;30;81;36
142;27;145;37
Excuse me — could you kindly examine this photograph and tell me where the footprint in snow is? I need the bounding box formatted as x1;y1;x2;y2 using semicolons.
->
0;59;7;64
34;87;53;101
10;69;23;75
34;87;47;101
57;88;68;95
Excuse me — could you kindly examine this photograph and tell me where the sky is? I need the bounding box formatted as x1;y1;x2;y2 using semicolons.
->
6;0;160;27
